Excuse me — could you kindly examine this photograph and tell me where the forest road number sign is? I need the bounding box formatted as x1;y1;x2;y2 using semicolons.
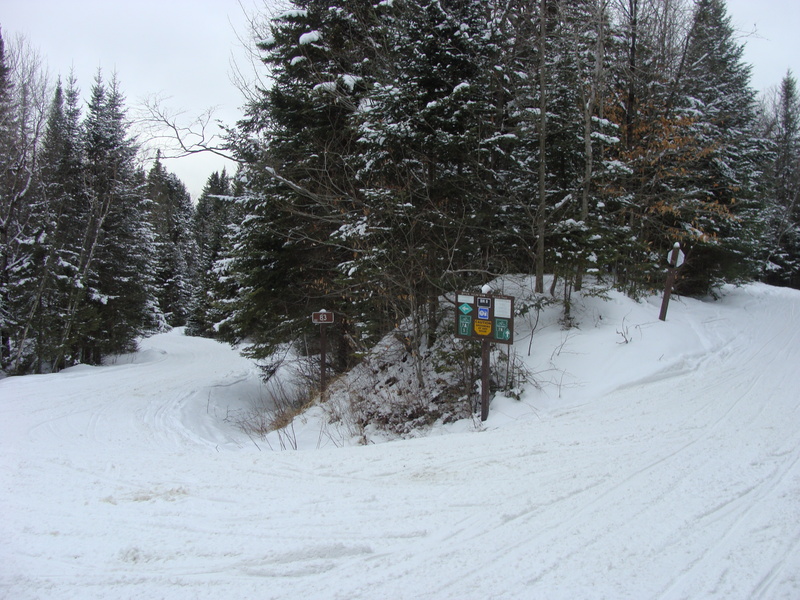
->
312;311;335;324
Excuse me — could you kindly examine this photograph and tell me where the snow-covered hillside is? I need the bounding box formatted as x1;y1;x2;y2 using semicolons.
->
2;283;799;599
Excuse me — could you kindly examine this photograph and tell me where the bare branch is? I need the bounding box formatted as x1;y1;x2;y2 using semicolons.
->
133;93;235;162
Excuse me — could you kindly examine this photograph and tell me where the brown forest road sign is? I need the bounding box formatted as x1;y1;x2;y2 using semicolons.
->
312;311;335;324
311;310;334;393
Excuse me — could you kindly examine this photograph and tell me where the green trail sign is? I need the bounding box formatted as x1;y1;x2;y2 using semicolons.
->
458;314;472;336
454;292;514;345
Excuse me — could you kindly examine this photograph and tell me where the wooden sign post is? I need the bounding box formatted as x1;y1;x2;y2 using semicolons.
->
659;243;685;321
311;310;335;393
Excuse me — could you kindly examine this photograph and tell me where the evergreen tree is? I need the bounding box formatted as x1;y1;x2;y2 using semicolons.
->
10;75;86;372
528;0;617;305
761;72;800;286
224;0;374;369
598;0;693;295
89;75;159;358
194;170;232;271
54;72;157;366
668;0;764;293
347;0;515;357
187;169;234;337
146;154;197;327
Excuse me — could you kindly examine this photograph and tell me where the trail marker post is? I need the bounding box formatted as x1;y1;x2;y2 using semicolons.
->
454;287;514;421
311;310;335;393
659;243;685;321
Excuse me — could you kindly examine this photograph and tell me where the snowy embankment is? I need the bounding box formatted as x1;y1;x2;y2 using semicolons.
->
2;283;799;599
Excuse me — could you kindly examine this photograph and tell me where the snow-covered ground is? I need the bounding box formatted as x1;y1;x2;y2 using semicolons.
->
2;282;799;599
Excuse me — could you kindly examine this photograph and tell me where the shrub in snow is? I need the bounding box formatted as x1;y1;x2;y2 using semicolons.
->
322;302;528;439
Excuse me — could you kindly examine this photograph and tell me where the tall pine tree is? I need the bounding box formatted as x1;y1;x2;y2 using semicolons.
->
761;72;800;286
187;169;235;337
11;75;86;372
146;154;197;327
669;0;763;293
224;0;374;369
54;72;158;366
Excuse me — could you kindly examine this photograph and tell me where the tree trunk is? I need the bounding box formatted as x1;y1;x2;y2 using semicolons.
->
575;0;606;292
53;191;113;370
535;0;548;294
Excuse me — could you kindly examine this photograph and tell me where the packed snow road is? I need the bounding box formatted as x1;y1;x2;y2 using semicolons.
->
2;284;799;599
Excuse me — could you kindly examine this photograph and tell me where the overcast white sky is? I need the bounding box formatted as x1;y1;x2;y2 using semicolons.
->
726;0;800;92
3;0;263;199
3;0;799;200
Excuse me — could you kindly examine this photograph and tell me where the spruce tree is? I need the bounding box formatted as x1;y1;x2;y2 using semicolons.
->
529;0;615;304
90;75;159;358
54;72;157;366
187;169;234;337
11;76;86;372
224;0;373;369
146;154;197;327
597;0;691;295
350;0;510;343
669;0;763;293
761;72;800;286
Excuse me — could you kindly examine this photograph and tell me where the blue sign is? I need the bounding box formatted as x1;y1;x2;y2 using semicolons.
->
477;307;489;320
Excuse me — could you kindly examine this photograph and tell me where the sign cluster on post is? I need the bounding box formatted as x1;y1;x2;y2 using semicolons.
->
454;290;515;422
455;292;514;345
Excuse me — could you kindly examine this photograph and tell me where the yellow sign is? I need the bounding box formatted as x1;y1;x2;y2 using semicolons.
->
474;319;492;336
